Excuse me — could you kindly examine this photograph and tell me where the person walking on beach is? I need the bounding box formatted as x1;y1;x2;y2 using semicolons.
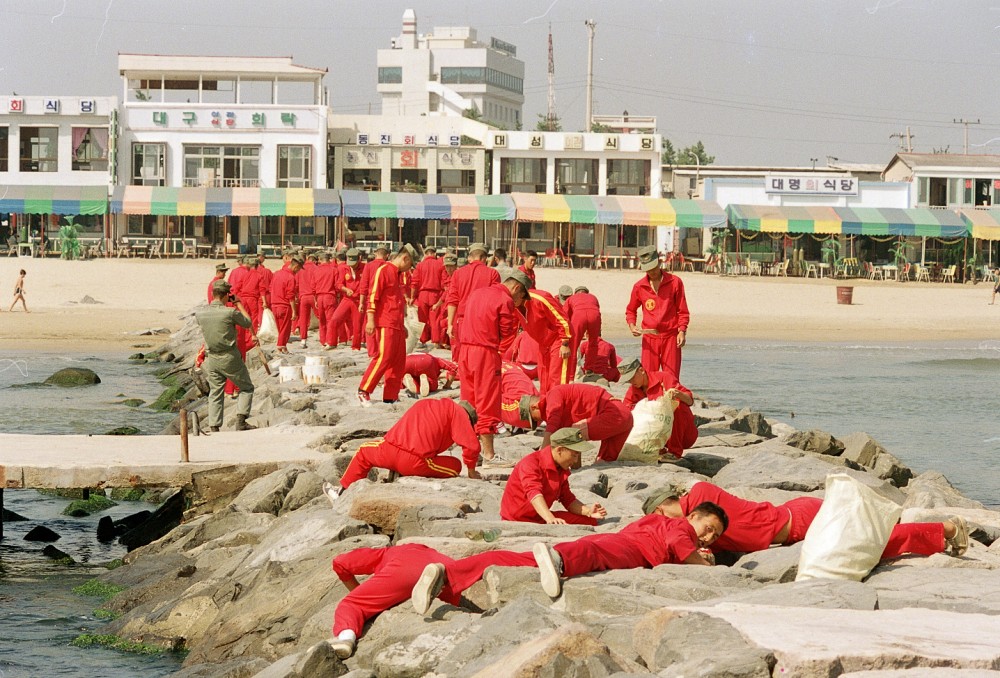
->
445;243;500;360
195;280;255;432
330;248;364;349
565;286;602;372
626;245;689;380
358;246;390;356
9;269;28;312
207;263;228;303
270;255;301;353
411;246;445;347
522;286;575;394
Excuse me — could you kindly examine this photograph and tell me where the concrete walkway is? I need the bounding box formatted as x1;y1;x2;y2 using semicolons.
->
0;426;334;489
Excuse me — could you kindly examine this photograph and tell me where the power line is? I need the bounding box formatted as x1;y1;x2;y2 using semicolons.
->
953;118;981;154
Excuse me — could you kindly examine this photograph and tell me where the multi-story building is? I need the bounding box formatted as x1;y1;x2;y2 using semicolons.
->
377;9;524;127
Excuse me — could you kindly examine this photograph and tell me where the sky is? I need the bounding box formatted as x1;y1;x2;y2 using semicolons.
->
1;0;998;166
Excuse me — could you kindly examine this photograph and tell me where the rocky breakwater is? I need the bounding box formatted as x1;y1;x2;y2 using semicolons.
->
77;320;1000;677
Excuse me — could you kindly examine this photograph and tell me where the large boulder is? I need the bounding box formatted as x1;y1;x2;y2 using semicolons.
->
785;429;845;457
729;408;773;438
464;623;625;678
43;367;101;386
841;432;913;487
902;471;985;511
864;566;1000;615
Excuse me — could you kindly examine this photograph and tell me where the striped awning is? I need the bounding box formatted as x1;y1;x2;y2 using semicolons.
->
510;193;727;228
960;207;1000;240
340;190;516;220
0;185;108;215
727;204;968;237
111;187;342;217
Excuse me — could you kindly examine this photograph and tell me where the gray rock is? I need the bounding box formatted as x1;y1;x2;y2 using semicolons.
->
841;432;914;487
704;578;877;610
231;466;306;515
675;452;730;477
903;472;986;511
864;566;1000;614
785;429;845;456
839;671;1000;677
464;623;626;678
729;408;773;438
393;505;466;542
633;608;773;676
280;470;324;514
693;429;765;448
24;525;60;542
172;657;270;677
293;640;349;677
733;543;803;583
43;367;101;386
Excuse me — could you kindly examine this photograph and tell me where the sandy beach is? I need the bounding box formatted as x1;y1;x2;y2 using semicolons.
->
0;256;996;351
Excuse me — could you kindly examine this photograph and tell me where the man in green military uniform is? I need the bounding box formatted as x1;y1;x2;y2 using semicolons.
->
196;279;256;432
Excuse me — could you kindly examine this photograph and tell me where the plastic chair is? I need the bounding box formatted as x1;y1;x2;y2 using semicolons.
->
941;265;956;283
914;264;930;282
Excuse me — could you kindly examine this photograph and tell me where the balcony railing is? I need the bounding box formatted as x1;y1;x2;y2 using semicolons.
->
182;177;261;188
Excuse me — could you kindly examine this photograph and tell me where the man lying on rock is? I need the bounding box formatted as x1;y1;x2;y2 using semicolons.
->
322;398;482;501
642;481;970;559
499;427;607;525
410;501;728;613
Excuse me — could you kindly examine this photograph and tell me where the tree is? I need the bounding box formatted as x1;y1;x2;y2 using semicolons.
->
536;113;562;132
661;139;677;166
678;140;715;165
463;106;482;121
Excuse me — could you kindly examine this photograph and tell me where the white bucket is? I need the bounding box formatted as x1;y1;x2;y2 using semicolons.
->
304;355;328;367
302;364;328;385
278;365;303;383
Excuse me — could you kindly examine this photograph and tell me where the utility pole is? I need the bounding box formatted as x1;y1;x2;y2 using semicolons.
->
810;158;818;169
584;19;596;132
890;127;914;153
953;118;980;154
546;24;556;130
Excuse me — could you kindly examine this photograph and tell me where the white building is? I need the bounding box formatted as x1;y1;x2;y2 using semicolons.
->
377;9;524;126
115;54;330;252
883;153;1000;208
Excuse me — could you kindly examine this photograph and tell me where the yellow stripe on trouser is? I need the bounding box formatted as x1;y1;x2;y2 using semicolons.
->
560;356;569;384
360;329;387;392
342;439;384;482
425;457;460;477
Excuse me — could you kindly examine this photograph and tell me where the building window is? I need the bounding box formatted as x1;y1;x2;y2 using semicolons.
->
556;159;599;195
127;214;159;236
343;169;381;191
500;158;546;193
378;67;402;84
0;127;7;172
438;169;475;194
19;126;58;172
71;127;110;172
278;145;311;188
390;169;427;192
441;67;486;85
607;160;650;196
183;145;260;187
132;143;166;186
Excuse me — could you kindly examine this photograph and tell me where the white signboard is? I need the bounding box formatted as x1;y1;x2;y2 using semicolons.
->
765;174;858;196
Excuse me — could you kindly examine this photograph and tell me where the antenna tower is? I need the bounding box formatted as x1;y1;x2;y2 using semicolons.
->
546;24;556;129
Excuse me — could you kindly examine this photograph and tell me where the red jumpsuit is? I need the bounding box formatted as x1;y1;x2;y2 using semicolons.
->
331;261;364;349
500;447;596;525
500;361;538;428
359;258;389;357
270;268;298;349
227;264;254;357
359;262;407;401
331;544;461;636
242;266;265;330
296;261;317;341
507;331;541;380
625;272;689;381
411;255;446;345
437;267;453;347
444;260;500;360
257;263;274;309
458;283;517;435
518;264;537;288
523;289;575;395
539;384;633;462
578;338;621;382
312;261;339;346
403;353;458;393
565;292;602;373
339;398;481;488
680;482;946;559
624;371;698;458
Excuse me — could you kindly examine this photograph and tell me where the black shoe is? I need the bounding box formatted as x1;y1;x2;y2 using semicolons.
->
235;415;256;431
209;426;220;433
382;399;399;404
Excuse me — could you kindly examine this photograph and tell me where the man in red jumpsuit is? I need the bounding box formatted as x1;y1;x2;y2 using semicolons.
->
433;254;457;349
256;253;273;312
357;245;415;406
242;257;265;331
411;246;445;346
359;246;390;357
518;249;538;288
402;353;458;397
330;249;364;350
327;398;481;493
519;383;634;462
506;330;541;380
578;337;621;382
270;255;301;353
207;262;228;303
523;287;575;395
313;251;339;349
328;543;463;658
295;253;318;348
565;285;602;374
500;427;607;525
625;245;689;381
445;243;500;361
620;359;698;459
642;481;970;560
409;503;726;612
458;270;530;462
500;361;538;430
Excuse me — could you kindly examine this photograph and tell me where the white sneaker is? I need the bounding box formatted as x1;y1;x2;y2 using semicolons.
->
300;340;308;349
326;636;355;659
411;562;446;615
533;542;563;598
402;374;418;396
356;390;372;408
322;481;341;505
419;374;431;397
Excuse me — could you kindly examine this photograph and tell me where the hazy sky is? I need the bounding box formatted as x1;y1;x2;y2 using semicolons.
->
2;0;997;166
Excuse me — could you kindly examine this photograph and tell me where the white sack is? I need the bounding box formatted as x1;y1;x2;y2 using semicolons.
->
618;397;676;465
796;473;902;582
257;308;278;344
404;307;425;355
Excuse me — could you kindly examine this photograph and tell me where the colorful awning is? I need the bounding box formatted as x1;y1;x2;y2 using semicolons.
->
509;193;726;228
111;187;342;217
0;185;108;215
340;190;516;221
960;207;1000;240
727;204;968;237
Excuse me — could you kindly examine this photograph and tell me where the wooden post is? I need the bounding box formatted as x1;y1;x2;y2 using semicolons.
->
180;408;190;463
1;487;4;541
